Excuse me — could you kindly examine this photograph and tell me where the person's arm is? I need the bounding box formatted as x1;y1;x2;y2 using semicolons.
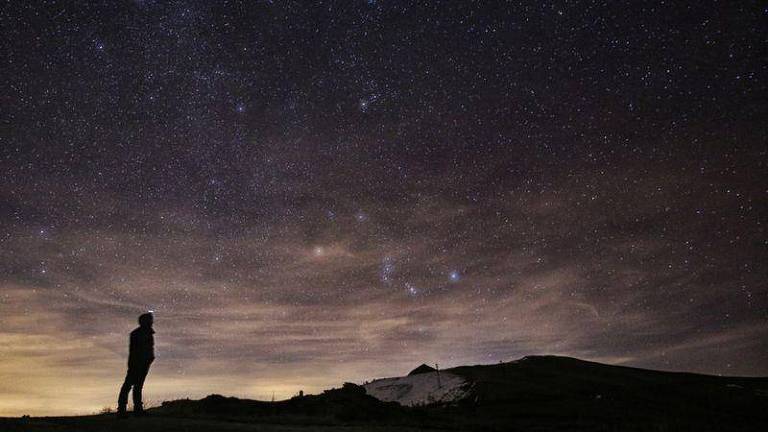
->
128;332;137;365
149;333;155;362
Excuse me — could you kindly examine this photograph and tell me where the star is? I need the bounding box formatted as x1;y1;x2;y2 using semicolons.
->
449;271;461;282
405;282;418;297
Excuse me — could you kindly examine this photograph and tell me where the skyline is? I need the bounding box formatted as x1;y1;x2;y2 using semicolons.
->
1;1;766;416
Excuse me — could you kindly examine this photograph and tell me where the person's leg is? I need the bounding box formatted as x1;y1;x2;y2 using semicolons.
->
117;368;135;413
132;363;151;413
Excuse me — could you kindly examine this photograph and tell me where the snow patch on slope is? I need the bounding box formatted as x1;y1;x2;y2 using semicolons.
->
363;371;469;406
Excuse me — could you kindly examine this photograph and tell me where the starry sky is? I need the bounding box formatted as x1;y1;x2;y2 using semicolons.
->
1;0;766;416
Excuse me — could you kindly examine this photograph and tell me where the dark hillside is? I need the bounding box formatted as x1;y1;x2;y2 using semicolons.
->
154;383;450;428
445;355;768;431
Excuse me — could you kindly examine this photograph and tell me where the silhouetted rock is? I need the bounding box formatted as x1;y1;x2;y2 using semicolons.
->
407;364;436;376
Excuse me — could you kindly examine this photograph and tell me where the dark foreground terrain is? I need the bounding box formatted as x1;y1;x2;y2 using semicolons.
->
0;416;435;432
2;356;767;431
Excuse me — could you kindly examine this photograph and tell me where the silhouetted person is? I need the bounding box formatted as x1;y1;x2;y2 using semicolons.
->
117;312;154;416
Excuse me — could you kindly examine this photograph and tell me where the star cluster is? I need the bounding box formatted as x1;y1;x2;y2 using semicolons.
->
1;0;766;416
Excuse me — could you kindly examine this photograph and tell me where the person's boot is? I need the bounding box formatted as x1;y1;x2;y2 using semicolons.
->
116;406;128;419
133;403;147;417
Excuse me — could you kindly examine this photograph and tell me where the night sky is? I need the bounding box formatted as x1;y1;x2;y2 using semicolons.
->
1;0;766;416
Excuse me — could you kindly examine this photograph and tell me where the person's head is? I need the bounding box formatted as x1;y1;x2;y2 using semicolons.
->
138;312;153;328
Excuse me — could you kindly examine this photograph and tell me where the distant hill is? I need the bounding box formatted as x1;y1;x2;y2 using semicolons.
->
442;355;768;430
155;383;415;424
2;355;766;431
366;355;768;430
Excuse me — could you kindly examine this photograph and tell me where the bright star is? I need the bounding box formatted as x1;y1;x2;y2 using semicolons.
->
405;282;418;296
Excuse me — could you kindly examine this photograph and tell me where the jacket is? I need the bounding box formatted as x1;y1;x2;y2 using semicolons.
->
128;325;155;366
